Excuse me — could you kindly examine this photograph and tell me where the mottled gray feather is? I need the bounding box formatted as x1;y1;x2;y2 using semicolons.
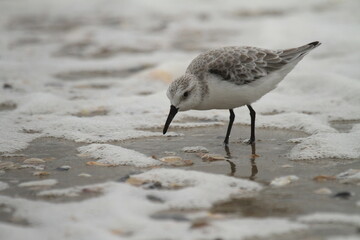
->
186;42;320;85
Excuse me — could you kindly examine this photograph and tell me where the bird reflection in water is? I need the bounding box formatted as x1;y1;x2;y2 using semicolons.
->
224;143;258;180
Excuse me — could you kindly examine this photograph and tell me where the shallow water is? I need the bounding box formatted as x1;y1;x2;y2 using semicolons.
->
1;125;359;238
1;0;360;239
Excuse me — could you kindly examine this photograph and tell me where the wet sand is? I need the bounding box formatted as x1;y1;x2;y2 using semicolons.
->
1;125;359;239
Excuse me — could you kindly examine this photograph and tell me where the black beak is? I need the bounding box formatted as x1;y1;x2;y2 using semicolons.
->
163;105;178;134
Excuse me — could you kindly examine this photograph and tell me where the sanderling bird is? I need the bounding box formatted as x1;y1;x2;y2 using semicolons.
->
163;41;321;145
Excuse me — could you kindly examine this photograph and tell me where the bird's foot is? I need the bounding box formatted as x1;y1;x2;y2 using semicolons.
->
243;139;255;145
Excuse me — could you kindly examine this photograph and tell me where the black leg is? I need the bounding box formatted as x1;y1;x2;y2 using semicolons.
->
224;109;235;145
247;105;256;144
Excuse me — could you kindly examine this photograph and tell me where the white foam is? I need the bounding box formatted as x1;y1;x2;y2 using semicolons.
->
37;183;110;198
336;169;360;184
0;176;304;240
270;175;299;187
182;146;209;153
0;0;360;239
289;125;360;160
77;144;162;167
18;179;58;188
0;0;359;162
131;168;261;208
298;213;360;227
328;236;360;240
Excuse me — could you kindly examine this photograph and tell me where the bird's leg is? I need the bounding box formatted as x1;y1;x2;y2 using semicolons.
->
247;105;256;144
223;109;235;146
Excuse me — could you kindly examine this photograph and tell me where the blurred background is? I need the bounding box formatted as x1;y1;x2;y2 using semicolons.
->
0;0;359;151
1;0;359;92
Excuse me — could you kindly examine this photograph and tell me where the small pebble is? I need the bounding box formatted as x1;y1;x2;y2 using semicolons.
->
190;219;209;229
270;175;299;187
314;188;332;195
146;194;164;203
3;83;12;89
333;191;353;200
143;182;162;190
78;173;92;177
151;213;189;222
23;158;45;164
33;171;50;177
56;165;71;171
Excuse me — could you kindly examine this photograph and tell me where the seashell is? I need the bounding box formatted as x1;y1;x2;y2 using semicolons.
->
126;177;147;186
78;173;92;177
23;158;45;164
201;154;225;161
0;162;16;170
160;156;182;163
159;156;193;166
86;161;115;167
314;188;332;195
313;175;336;182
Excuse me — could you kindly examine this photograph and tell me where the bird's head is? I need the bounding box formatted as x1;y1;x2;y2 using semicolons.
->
163;74;202;134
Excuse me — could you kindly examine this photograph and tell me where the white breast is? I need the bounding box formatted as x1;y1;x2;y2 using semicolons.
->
195;61;299;110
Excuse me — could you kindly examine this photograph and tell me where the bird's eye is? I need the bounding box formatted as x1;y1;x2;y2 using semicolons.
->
183;91;189;98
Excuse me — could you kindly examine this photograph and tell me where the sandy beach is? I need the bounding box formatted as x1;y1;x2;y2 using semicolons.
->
1;0;360;239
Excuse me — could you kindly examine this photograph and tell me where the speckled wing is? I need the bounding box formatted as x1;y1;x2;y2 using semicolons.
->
186;42;320;85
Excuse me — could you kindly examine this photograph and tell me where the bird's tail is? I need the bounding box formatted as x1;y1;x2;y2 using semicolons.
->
280;41;321;61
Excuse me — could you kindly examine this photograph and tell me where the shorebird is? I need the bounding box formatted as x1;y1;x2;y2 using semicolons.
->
163;41;321;145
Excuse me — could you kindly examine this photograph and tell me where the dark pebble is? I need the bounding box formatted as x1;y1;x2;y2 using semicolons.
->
146;195;164;203
151;213;189;222
333;191;352;199
117;174;131;182
142;181;162;189
3;83;12;89
55;166;71;171
117;171;142;182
